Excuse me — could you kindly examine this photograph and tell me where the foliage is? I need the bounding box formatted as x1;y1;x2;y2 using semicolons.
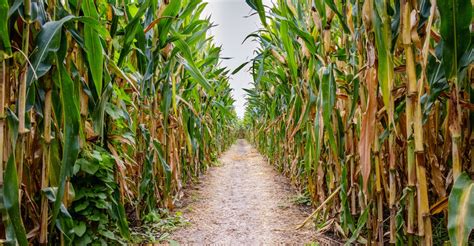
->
244;0;473;245
130;209;188;243
0;0;237;244
448;173;474;246
70;147;129;245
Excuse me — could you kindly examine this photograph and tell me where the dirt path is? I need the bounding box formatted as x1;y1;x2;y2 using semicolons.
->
172;139;315;244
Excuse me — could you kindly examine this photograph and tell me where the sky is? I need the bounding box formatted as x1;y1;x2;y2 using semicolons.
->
202;0;272;118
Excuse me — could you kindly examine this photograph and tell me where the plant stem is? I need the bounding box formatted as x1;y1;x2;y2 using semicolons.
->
39;75;52;244
374;127;383;246
389;134;396;244
402;0;417;243
0;61;6;187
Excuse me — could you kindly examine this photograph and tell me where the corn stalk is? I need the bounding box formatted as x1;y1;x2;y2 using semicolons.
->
243;0;473;244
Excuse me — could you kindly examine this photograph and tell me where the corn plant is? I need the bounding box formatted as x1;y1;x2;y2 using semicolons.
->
244;0;473;245
0;0;236;244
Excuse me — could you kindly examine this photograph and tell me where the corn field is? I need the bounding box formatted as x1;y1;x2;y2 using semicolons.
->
1;0;474;244
243;0;473;245
0;0;237;244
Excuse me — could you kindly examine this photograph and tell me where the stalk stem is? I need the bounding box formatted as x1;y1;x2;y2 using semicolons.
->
0;61;5;186
402;0;417;242
39;75;52;244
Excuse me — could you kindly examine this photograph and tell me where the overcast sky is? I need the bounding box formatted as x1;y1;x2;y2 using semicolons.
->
203;0;272;118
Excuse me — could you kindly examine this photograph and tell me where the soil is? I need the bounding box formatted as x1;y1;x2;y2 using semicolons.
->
171;139;317;244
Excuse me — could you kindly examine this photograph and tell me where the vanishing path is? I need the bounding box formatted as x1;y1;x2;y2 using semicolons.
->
172;139;315;244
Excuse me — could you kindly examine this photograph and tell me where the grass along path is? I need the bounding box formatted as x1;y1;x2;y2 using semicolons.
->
172;139;316;244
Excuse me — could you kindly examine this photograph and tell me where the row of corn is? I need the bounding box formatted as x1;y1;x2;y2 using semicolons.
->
244;0;473;245
0;0;237;244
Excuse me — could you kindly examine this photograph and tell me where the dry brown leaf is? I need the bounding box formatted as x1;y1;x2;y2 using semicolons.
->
359;67;377;193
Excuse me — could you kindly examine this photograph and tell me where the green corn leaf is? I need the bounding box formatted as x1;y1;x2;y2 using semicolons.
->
26;15;75;88
82;0;104;95
153;141;172;195
254;52;266;85
346;208;369;245
76;16;110;39
283;20;316;54
324;0;350;33
314;0;326;22
321;66;338;157
373;0;394;125
92;80;114;141
111;189;130;239
313;99;323;171
181;0;203;21
51;62;81;236
3;112;27;246
174;38;195;63
3;154;28;246
161;83;172;131
0;0;11;55
158;0;181;45
232;61;250;75
347;77;359;125
438;0;472;80
340;156;355;232
448;173;474;246
246;0;266;26
304;123;313;174
172;73;178;116
118;0;150;66
280;21;298;82
174;38;213;93
7;0;20;18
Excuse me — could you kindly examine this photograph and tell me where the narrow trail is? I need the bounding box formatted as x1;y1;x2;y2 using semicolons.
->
172;139;315;244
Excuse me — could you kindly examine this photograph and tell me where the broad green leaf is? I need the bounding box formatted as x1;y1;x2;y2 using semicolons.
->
448;173;474;246
280;21;298;82
321;66;338;157
111;189;130;239
340;157;355;232
347;77;359;125
314;0;326;21
172;74;178;115
73;222;87;237
0;109;28;245
51;62;81;235
438;0;472;80
82;0;104;95
153;141;172;194
373;0;394;125
26;16;75;87
283;20;316;54
181;0;203;21
158;0;181;45
92;80;113;141
346;208;369;245
324;0;350;33
246;0;266;26
76;16;110;39
77;158;99;175
3;154;28;246
313;97;323;170
0;0;11;55
174;39;213;93
7;0;20;17
117;0;150;66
